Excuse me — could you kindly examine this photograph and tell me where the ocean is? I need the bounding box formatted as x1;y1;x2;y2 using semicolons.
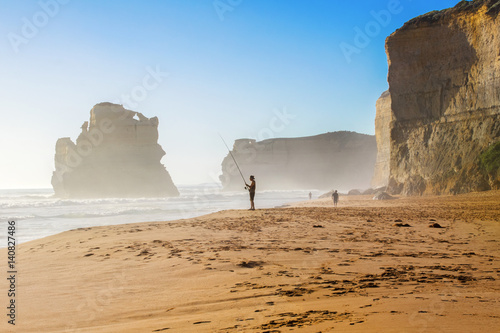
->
0;185;323;246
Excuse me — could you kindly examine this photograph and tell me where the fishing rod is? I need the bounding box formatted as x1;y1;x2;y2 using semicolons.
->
219;134;247;188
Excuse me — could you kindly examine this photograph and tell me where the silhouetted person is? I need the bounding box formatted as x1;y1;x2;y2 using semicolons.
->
245;175;256;210
309;192;312;200
332;190;339;207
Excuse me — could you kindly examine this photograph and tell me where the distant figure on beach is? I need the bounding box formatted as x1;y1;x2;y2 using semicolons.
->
245;175;256;210
332;190;339;207
309;192;312;200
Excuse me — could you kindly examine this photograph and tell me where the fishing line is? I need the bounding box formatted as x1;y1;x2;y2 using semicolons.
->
218;134;247;187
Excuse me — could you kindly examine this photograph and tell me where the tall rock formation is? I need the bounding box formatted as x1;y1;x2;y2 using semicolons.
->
220;132;377;191
51;103;179;198
384;0;500;195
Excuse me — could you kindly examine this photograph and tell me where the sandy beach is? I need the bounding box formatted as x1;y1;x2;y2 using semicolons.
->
1;191;499;332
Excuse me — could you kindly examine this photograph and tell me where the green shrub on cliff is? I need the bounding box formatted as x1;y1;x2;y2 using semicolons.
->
480;141;500;177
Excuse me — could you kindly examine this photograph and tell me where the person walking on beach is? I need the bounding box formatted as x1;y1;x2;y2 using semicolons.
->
245;175;256;210
332;190;339;207
309;192;312;200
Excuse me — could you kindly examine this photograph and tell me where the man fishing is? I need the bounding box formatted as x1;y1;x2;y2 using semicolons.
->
219;134;257;210
245;175;256;210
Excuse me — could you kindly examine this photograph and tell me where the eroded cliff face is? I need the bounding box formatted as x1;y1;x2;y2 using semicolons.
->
51;103;179;198
371;90;393;188
385;0;500;195
220;132;377;191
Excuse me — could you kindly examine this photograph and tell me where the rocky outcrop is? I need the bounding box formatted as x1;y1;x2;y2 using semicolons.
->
373;192;395;201
385;0;500;195
220;132;377;191
51;103;179;198
371;90;393;188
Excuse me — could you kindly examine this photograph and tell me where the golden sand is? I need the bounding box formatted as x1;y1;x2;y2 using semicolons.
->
1;191;499;332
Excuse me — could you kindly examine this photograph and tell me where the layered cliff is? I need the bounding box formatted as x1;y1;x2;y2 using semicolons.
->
51;103;179;198
385;0;500;195
220;132;377;191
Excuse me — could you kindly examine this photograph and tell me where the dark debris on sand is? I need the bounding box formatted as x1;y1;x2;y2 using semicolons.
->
238;260;264;268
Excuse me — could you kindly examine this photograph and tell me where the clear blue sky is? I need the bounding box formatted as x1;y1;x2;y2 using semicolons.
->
0;0;458;188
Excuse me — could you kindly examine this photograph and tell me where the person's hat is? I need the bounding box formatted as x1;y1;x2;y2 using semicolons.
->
250;175;255;180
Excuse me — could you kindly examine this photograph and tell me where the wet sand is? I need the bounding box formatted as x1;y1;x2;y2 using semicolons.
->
1;191;499;332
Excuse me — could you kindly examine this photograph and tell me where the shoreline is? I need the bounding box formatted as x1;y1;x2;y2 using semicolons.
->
0;187;321;246
1;191;499;332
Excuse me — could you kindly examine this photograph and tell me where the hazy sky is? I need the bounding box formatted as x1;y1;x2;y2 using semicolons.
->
0;0;458;188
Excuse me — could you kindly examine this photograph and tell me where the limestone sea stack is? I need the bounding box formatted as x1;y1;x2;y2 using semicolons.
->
51;103;179;198
220;132;377;191
381;0;500;195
